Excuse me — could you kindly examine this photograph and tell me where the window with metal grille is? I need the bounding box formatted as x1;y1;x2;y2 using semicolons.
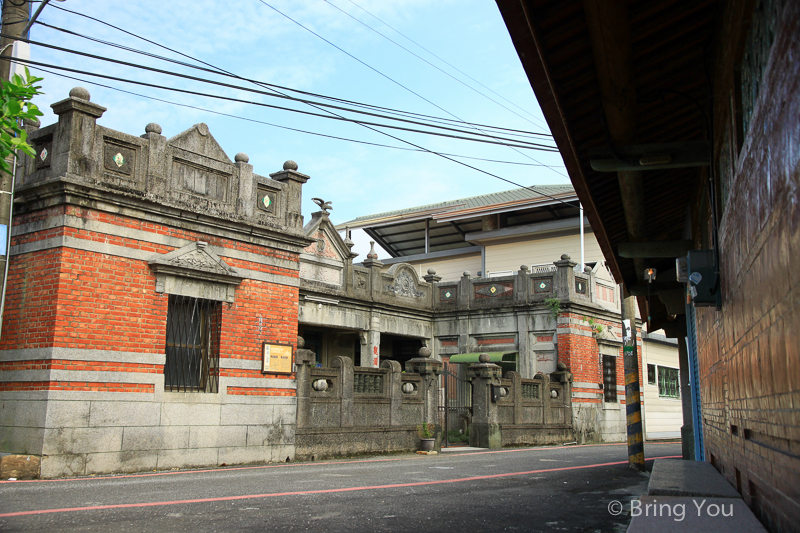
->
658;366;680;399
164;295;220;392
602;354;617;403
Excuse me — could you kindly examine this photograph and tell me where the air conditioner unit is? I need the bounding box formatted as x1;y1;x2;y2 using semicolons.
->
687;250;720;307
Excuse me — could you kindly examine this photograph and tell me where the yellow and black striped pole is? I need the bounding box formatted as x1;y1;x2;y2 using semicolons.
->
621;295;645;471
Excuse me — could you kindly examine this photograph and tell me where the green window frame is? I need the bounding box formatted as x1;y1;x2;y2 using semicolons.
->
657;366;680;399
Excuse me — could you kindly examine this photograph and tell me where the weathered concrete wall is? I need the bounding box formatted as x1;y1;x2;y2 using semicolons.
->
294;350;441;459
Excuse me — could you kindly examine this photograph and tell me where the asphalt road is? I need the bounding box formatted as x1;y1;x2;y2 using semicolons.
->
0;442;681;532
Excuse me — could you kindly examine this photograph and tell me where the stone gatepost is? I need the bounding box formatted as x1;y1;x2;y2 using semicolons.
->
468;353;503;449
331;356;354;428
553;253;577;301
405;347;443;448
294;336;316;430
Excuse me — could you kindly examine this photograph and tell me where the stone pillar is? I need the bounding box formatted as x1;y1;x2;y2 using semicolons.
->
550;362;574;425
422;268;441;309
50;87;107;179
269;160;310;229
141;122;168;197
234;152;254;218
331;356;354;428
553;254;577;301
294;336;316;430
677;329;695;460
363;320;380;368
514;264;530;301
406;347;443;448
381;359;403;426
468;353;503;449
457;271;472;307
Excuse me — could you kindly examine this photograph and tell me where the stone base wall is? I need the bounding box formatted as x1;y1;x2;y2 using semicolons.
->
501;425;574;446
295;426;419;460
572;402;626;444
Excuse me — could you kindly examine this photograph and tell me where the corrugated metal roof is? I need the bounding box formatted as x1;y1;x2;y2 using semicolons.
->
338;185;575;228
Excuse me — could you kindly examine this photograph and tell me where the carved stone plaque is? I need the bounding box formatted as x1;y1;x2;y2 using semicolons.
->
104;142;135;176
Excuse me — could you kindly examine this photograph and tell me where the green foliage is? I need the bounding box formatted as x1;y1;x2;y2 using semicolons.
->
447;429;469;443
582;316;606;338
417;422;435;439
544;297;561;319
0;68;44;174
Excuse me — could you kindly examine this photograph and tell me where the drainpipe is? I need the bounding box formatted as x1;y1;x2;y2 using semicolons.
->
580;203;585;270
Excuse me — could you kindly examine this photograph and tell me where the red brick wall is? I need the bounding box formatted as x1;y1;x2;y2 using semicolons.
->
1;204;301;389
696;0;800;530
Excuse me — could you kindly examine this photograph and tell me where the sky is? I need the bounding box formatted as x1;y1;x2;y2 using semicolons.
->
21;0;569;258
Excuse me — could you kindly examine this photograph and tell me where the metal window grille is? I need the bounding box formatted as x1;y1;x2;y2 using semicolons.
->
164;295;220;393
603;354;617;403
658;366;680;399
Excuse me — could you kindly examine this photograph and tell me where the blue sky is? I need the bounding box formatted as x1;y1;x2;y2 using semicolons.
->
25;0;568;258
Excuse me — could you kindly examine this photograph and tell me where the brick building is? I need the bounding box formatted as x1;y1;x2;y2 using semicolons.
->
0;87;312;477
496;0;799;529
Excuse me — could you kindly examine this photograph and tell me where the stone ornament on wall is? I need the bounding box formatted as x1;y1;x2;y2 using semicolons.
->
440;287;457;302
474;282;512;298
533;277;553;293
385;270;424;298
148;241;244;303
575;278;587;295
36;140;52;169
103;141;135;176
256;185;277;214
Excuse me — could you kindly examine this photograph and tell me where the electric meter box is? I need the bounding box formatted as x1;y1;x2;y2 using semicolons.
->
687;249;720;307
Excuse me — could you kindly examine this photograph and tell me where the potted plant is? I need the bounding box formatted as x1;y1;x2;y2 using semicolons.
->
417;423;436;452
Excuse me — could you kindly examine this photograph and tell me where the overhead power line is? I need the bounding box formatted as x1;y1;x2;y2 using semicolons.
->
34;8;573;204
44;6;553;139
324;0;544;131
343;0;550;130
256;0;566;177
7;33;556;149
29;64;552;167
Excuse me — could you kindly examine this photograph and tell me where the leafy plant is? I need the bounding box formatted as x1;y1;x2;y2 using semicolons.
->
583;316;606;338
544;297;561;319
447;429;469;443
0;68;44;174
417;422;435;439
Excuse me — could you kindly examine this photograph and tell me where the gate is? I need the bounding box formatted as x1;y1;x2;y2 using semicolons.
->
439;362;472;447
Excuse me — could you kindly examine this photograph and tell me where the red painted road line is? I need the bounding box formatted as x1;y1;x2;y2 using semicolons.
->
0;441;646;484
0;455;682;518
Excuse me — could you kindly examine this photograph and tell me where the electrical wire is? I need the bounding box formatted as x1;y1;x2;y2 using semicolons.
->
255;0;567;178
0;37;557;151
324;0;545;132
44;5;552;139
32;9;573;206
27;64;550;167
16;27;555;146
343;0;550;130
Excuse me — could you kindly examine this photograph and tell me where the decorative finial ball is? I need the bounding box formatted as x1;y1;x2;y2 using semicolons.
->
557;362;567;371
196;123;209;136
561;253;571;261
69;87;90;101
297;336;305;349
520;264;530;271
584;265;592;273
145;123;162;135
283;160;298;171
23;117;40;128
418;346;432;358
463;271;471;277
427;268;437;275
235;152;249;163
478;353;491;364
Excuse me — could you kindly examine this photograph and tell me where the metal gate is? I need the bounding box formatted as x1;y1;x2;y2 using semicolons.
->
439;362;472;447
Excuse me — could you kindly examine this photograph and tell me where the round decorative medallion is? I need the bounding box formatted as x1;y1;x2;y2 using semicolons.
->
40;147;48;161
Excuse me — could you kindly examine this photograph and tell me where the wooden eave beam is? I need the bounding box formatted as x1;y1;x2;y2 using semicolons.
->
495;0;623;285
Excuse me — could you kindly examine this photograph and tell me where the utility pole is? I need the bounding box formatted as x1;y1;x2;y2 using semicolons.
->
0;0;30;336
621;294;645;471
